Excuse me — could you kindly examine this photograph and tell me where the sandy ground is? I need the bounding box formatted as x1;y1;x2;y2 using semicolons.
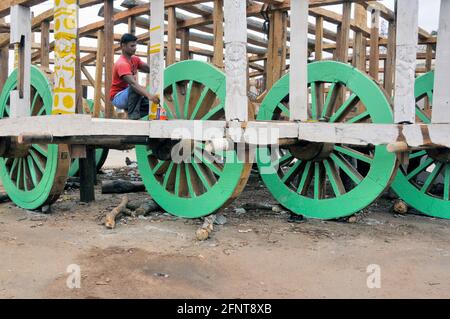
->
0;152;449;299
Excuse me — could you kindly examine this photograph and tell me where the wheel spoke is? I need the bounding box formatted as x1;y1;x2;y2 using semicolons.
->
22;160;28;191
172;83;182;118
281;160;302;184
323;159;345;197
32;144;48;157
189;87;211;120
152;160;166;174
162;102;175;119
273;152;294;168
277;103;290;117
420;162;443;193
297;161;313;195
191;160;212;191
31;92;39;114
174;164;181;195
409;150;427;159
184;164;197;198
406;157;434;181
16;159;23;187
201;103;224;120
444;164;450;201
194;149;223;177
334;145;373;164
183;80;193;119
415;106;431;124
346;111;370;124
26;156;39;187
162;162;174;189
321;82;339;119
329;93;359;123
9;158;19;178
313;162;325;199
29;149;45;174
329;153;363;185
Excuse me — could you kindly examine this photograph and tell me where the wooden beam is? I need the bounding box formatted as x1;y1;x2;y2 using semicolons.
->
336;2;351;63
0;18;8;94
212;0;224;68
266;10;287;90
352;3;367;71
94;30;105;117
315;16;323;60
369;7;380;80
384;19;396;97
40;20;49;68
179;28;190;61
167;6;177;66
104;0;114;118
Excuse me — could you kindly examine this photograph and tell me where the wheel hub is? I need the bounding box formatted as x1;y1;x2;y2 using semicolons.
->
427;148;450;163
288;141;334;161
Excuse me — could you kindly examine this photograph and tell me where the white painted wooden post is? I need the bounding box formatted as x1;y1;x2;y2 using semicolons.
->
224;0;248;121
393;0;418;124
290;0;309;121
52;0;78;115
9;5;31;118
431;0;450;124
149;0;165;120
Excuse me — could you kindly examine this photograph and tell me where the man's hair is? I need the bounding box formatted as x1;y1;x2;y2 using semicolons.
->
120;33;138;45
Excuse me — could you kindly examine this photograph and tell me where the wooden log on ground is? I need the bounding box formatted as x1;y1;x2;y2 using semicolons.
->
101;180;145;194
105;195;129;229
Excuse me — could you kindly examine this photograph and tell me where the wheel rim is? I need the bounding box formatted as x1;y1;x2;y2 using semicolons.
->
257;61;397;219
136;61;251;218
68;99;109;177
0;66;70;209
391;71;450;219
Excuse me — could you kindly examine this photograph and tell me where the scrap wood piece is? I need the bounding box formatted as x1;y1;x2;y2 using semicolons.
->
105;195;129;229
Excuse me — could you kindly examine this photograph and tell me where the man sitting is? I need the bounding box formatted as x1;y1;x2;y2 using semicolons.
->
110;33;159;119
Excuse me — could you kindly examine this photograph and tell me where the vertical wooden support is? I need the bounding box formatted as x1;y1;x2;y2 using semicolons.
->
336;3;351;63
224;0;247;121
104;0;114;118
94;30;104;118
0;19;8;94
212;0;224;68
425;44;433;72
384;20;396;97
266;10;287;90
315;16;323;61
369;8;380;80
10;5;31;118
79;146;96;202
40;21;50;69
431;0;450;124
353;4;367;71
128;17;136;34
167;6;177;66
393;0;418;124
290;0;309;122
179;28;190;61
149;0;165;118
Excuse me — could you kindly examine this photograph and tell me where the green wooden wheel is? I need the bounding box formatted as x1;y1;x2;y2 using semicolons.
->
135;61;251;218
256;61;397;219
0;66;70;209
391;71;450;219
68;99;109;177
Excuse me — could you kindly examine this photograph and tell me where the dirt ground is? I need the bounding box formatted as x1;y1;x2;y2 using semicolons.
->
0;153;449;299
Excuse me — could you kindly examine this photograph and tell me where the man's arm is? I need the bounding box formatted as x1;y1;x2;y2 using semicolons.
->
122;74;159;104
138;62;150;73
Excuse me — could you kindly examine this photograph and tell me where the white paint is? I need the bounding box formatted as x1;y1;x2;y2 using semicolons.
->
393;0;418;123
9;5;31;118
149;0;164;118
431;0;450;123
289;0;309;121
224;0;247;121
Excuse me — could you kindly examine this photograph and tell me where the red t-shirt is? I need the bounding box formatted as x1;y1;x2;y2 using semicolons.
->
110;55;144;100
